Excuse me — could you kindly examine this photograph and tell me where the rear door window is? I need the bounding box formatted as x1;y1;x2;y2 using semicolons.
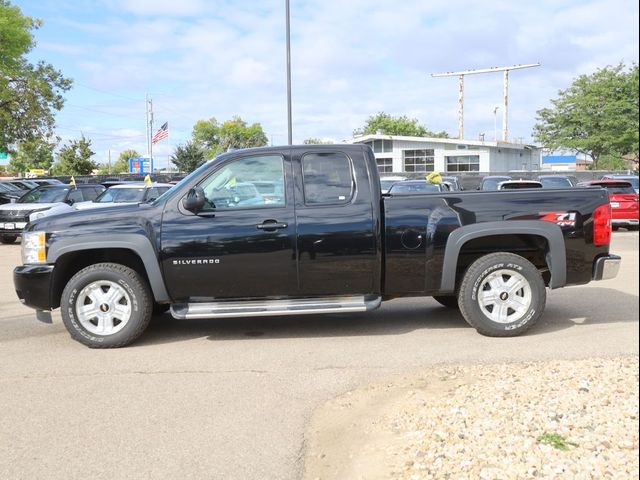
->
301;152;354;205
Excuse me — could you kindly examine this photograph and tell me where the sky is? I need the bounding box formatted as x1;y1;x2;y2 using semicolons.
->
9;0;640;168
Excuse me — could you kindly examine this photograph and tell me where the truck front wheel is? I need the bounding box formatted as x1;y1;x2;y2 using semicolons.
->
61;263;153;348
458;252;546;337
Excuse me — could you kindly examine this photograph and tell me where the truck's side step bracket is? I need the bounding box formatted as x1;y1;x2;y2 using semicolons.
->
170;295;382;320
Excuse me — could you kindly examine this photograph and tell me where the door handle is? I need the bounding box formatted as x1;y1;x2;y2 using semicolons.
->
256;221;288;231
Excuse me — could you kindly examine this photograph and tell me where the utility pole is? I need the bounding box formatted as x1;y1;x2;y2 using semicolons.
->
285;0;293;145
431;63;540;142
148;97;154;165
145;93;150;159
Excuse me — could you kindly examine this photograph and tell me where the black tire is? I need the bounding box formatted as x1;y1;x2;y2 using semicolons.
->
61;263;153;348
1;235;17;244
458;252;546;337
612;226;620;231
628;225;639;231
433;295;459;309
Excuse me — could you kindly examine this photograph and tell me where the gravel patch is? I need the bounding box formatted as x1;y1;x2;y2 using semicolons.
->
304;356;639;480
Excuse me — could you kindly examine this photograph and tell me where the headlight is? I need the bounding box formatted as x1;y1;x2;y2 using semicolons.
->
22;232;47;264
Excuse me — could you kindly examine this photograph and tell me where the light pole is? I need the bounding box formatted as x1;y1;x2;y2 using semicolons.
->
493;106;500;142
285;0;292;145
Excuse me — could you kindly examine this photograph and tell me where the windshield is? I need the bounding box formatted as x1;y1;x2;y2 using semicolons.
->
540;177;573;188
481;177;511;190
610;176;639;189
151;160;216;205
390;182;441;193
18;186;68;203
95;187;146;203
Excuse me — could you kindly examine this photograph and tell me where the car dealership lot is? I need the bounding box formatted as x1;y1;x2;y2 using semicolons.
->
0;232;638;480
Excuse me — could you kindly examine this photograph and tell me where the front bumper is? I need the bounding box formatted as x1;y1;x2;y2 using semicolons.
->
592;254;621;281
14;264;55;310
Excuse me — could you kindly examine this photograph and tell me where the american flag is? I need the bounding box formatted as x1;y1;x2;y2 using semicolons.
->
151;122;169;144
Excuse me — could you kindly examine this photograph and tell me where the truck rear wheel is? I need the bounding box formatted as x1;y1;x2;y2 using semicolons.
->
1;235;17;244
61;263;153;348
458;252;546;337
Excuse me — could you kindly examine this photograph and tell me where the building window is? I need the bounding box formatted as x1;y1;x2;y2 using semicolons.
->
376;158;393;173
446;155;480;172
403;149;434;172
365;139;393;153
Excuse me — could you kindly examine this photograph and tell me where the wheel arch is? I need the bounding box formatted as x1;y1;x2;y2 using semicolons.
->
440;221;566;293
48;235;169;308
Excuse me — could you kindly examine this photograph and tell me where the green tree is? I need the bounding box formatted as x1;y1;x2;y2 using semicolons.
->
533;64;639;170
7;134;58;173
303;138;332;144
171;141;205;173
0;1;72;153
353;112;449;138
97;149;140;174
51;136;97;175
597;154;629;171
192;116;268;159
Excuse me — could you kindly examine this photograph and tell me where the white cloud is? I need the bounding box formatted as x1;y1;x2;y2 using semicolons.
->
28;0;638;154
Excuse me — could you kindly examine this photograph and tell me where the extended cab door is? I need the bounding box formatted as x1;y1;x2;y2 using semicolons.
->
292;147;380;295
159;152;297;301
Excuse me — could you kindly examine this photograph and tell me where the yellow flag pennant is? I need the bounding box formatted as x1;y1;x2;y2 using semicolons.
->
426;171;442;184
144;174;152;187
69;176;76;188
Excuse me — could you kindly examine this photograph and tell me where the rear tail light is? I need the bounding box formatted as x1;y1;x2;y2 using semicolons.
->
593;203;611;246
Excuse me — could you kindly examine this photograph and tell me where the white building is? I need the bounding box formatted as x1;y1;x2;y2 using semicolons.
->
346;134;542;174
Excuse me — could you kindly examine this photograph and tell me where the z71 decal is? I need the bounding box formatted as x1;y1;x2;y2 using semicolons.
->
539;212;577;227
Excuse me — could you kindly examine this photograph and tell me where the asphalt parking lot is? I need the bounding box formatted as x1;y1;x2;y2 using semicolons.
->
0;232;638;480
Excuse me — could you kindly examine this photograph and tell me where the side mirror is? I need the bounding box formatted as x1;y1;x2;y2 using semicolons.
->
182;187;206;212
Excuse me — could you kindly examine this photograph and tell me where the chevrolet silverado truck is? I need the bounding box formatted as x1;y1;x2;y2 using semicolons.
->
14;145;620;348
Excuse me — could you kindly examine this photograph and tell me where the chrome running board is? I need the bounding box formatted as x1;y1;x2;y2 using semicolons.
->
170;295;382;320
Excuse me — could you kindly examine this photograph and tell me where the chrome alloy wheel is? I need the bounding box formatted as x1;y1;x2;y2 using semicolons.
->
76;281;132;335
477;269;532;324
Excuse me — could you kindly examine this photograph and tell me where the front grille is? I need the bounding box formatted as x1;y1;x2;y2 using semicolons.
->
0;213;29;222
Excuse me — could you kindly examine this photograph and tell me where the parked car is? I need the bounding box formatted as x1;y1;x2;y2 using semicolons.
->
379;176;406;194
601;175;639;194
31;179;64;187
537;175;574;189
252;181;285;205
36;182;174;220
441;176;463;191
498;180;543;190
0;183;24;205
1;179;39;191
0;184;105;243
14;144;619;348
578;180;638;230
478;175;512;190
78;183;172;209
388;179;450;194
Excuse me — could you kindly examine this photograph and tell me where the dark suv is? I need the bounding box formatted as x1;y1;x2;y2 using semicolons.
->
0;184;104;244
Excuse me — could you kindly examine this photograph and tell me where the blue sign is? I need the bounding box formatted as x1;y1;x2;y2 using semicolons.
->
129;157;153;174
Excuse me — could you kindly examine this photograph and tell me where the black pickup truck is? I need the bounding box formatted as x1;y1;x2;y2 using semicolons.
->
14;145;620;348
